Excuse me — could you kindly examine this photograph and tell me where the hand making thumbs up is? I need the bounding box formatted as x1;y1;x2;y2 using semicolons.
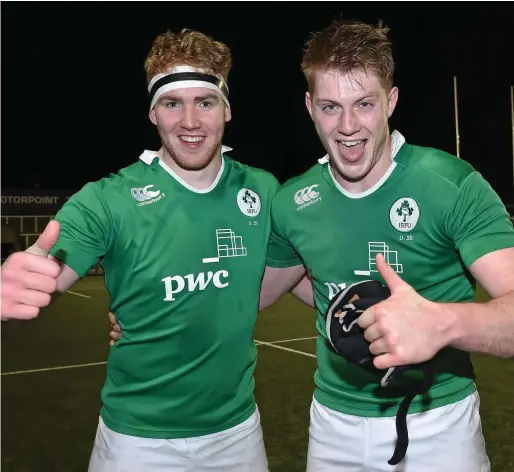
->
357;253;448;369
1;220;62;320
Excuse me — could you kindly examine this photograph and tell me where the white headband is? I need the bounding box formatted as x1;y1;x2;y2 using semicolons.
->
148;65;230;111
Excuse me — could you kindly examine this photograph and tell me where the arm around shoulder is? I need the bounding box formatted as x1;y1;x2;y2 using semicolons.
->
259;265;308;311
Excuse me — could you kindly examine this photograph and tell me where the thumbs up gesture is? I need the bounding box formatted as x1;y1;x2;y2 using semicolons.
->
357;254;447;369
1;220;62;320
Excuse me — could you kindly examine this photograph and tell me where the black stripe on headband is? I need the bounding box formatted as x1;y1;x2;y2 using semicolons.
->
149;72;229;103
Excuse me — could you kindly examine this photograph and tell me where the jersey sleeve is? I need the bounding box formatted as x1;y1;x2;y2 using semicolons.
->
445;171;514;268
266;198;303;268
49;182;115;277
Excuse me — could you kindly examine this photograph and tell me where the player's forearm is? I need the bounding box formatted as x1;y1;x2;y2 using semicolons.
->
442;290;514;359
290;276;315;308
259;265;306;311
49;257;80;293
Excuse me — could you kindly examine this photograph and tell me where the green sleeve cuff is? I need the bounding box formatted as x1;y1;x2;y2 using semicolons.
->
49;244;97;278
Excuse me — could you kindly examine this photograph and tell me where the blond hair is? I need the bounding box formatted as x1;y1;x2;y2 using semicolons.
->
301;20;394;92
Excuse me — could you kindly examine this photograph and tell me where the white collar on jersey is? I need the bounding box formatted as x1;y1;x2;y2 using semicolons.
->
318;130;406;199
138;145;233;194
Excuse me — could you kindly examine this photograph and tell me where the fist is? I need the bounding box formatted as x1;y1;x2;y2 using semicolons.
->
1;220;61;320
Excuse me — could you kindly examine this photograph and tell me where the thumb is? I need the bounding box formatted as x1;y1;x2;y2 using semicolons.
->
375;253;406;292
27;220;60;257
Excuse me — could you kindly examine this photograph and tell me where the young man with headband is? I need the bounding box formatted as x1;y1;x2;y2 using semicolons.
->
262;20;514;471
1;29;287;471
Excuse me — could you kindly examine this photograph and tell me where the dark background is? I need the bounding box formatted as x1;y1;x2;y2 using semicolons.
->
2;2;513;201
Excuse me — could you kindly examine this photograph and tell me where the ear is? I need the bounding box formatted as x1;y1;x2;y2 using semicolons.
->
149;108;157;126
305;92;314;120
225;104;232;123
387;86;399;118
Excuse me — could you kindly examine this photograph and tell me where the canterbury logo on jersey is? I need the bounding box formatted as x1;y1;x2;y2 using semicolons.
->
294;184;322;210
131;185;160;201
130;185;166;206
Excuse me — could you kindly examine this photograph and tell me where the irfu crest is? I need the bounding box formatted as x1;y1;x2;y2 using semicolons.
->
389;197;419;232
396;200;414;222
242;190;257;209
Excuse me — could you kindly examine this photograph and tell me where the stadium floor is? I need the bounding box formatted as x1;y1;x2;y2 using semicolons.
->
1;278;513;472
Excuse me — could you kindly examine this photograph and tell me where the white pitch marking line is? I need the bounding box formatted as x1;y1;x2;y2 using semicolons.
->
66;290;91;299
255;340;316;359
2;339;316;376
64;287;106;291
264;336;316;344
1;361;106;376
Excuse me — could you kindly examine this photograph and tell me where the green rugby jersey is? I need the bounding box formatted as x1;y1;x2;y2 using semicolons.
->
267;131;514;417
50;148;278;438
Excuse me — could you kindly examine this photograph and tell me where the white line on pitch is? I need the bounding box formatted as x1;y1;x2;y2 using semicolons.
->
3;341;316;376
1;361;106;376
255;340;316;359
264;336;316;344
65;287;106;291
66;290;91;299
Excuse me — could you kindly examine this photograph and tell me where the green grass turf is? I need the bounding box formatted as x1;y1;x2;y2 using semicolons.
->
1;278;513;471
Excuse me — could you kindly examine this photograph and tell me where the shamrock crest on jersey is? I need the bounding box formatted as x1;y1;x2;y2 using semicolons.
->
237;188;261;217
389;197;419;232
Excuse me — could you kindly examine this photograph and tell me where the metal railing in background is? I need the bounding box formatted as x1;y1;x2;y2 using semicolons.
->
1;215;55;249
1;214;104;275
